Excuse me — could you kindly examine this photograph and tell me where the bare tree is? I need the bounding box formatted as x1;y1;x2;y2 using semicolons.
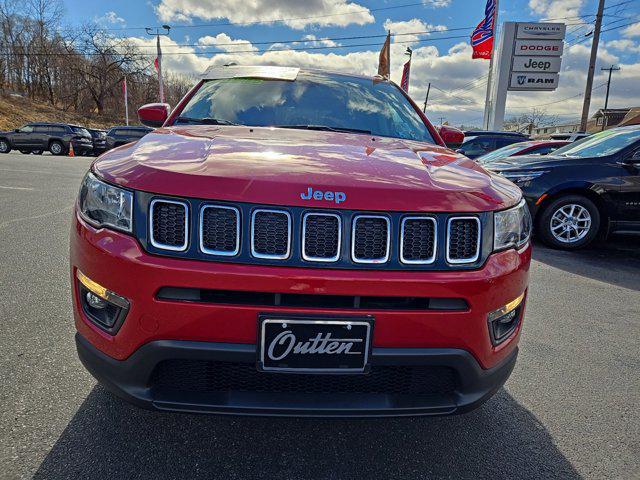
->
505;108;559;134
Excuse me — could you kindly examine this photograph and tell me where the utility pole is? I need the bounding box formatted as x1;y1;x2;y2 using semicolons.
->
579;0;606;132
146;25;171;103
423;83;431;113
601;65;620;130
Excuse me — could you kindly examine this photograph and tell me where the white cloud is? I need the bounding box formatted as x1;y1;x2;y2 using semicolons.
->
383;18;448;45
302;35;339;48
606;39;640;53
528;0;584;19
94;11;126;26
622;22;640;38
198;33;257;53
423;0;452;7
156;0;374;29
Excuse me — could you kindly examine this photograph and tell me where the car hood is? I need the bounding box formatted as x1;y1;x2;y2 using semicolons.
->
483;154;573;171
93;126;521;212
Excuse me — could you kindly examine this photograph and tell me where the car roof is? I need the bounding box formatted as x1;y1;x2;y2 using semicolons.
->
464;130;528;137
201;65;386;83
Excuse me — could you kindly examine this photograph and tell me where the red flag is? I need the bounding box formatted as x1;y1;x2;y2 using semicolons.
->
400;59;411;92
154;57;159;72
377;31;391;78
471;0;497;60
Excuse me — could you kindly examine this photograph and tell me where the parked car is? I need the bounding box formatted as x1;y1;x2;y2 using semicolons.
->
476;140;570;164
105;126;152;150
71;66;532;417
457;131;529;159
484;125;640;249
0;122;93;155
550;132;590;142
86;128;108;156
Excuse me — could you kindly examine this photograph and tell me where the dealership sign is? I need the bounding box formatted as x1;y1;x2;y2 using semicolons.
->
511;56;562;73
486;22;567;129
508;23;565;91
509;73;560;91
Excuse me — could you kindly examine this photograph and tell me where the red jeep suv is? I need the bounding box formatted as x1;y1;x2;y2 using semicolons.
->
70;66;532;416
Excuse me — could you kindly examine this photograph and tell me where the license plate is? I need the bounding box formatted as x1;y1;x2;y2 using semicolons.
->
258;316;373;373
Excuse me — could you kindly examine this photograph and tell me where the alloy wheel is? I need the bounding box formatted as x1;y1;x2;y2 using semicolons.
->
550;204;592;244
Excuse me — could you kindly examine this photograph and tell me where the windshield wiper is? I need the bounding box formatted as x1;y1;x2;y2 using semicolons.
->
175;116;240;126
273;124;372;134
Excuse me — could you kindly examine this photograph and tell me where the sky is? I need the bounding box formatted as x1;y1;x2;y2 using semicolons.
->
61;0;639;127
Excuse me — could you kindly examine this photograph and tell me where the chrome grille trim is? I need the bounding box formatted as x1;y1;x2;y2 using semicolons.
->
199;205;241;256
400;216;437;265
250;209;292;260
446;216;481;264
351;215;391;264
149;198;189;252
302;212;342;263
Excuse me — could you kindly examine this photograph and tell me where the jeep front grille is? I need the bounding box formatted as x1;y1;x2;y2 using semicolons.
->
401;217;437;264
142;196;486;270
251;209;291;259
149;199;188;251
302;213;341;262
352;215;390;263
447;217;481;263
200;205;240;256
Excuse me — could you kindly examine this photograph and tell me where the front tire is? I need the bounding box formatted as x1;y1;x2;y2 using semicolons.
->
0;139;11;153
537;195;601;249
49;141;64;156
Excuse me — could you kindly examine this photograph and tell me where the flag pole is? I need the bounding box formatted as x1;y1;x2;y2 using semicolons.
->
124;77;129;126
482;0;499;130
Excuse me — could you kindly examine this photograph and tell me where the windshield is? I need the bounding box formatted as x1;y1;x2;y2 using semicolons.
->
71;126;91;137
175;72;435;143
552;128;640;158
477;142;532;163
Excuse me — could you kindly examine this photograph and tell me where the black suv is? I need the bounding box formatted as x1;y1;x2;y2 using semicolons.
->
86;128;108;156
458;131;529;159
105;126;152;151
0;123;93;155
483;126;640;249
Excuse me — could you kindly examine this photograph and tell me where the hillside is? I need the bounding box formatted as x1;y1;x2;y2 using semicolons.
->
0;94;130;131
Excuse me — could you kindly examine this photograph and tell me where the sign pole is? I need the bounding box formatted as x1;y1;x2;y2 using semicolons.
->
482;0;499;130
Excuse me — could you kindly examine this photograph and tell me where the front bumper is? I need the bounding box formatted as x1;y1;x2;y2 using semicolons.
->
76;333;518;417
71;211;530;416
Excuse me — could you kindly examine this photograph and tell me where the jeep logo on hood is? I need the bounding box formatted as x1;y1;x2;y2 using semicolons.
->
300;187;346;204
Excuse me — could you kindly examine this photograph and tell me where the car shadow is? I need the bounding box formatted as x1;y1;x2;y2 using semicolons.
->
532;234;640;292
33;386;579;479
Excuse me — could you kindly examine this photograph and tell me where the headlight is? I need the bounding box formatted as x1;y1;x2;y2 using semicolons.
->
494;199;532;251
78;172;133;232
500;170;548;184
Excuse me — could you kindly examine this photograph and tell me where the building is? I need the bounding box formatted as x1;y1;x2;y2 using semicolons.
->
587;108;631;132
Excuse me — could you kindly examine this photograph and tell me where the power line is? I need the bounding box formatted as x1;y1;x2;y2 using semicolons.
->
1;33;473;57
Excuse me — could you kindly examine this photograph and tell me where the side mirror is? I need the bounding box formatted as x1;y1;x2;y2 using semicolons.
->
438;125;465;149
137;103;170;128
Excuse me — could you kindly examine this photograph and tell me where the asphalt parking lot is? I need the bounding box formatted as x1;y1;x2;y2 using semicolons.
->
0;152;638;480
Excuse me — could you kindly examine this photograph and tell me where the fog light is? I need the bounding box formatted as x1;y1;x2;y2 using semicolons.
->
77;270;129;333
488;293;525;346
86;291;107;309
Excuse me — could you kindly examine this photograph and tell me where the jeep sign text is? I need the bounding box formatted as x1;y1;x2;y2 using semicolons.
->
300;187;347;204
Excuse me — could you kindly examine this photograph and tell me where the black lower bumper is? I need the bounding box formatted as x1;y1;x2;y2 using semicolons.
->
76;333;517;417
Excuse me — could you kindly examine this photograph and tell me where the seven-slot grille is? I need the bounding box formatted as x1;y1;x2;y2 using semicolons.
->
401;217;437;264
150;199;188;251
200;206;240;256
447;217;481;263
352;216;390;263
147;198;484;267
251;209;291;259
303;213;341;262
